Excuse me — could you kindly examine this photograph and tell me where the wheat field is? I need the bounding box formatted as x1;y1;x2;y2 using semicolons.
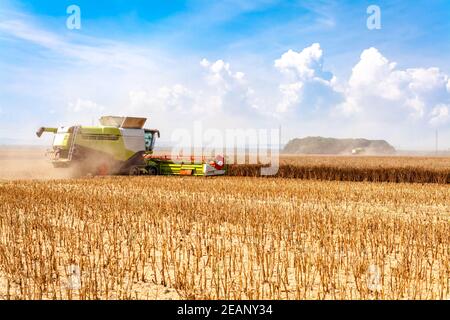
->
0;176;448;300
228;155;450;183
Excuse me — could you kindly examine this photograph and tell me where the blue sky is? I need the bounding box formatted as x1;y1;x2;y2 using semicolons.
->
1;0;450;149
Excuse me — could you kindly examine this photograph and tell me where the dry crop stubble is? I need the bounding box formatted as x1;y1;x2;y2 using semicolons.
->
0;176;448;300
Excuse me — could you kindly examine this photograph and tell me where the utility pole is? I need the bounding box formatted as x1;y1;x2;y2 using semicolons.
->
435;130;438;155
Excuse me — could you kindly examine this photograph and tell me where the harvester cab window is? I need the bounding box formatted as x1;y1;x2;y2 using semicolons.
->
144;131;154;151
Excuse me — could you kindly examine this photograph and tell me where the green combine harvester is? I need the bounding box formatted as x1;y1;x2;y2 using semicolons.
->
36;116;226;176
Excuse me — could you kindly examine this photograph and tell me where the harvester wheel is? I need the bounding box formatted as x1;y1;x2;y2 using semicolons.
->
129;166;141;176
147;166;158;175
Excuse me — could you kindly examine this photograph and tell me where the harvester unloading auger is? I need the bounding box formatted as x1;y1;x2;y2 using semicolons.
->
36;116;226;176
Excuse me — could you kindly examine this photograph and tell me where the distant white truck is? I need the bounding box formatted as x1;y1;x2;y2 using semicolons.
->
351;147;365;155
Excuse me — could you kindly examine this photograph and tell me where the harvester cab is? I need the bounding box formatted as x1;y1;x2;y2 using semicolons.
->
36;116;226;177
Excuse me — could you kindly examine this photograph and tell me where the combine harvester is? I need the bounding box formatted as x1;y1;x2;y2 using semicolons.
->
36;116;226;176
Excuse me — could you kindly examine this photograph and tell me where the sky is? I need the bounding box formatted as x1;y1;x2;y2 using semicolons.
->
0;0;449;150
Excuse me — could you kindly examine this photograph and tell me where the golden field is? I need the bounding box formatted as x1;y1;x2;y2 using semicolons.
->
229;155;450;183
0;176;448;300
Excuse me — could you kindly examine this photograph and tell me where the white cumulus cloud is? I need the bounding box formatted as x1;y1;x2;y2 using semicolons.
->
429;104;450;126
274;43;340;114
128;59;256;120
337;47;450;122
201;58;245;87
200;58;257;114
275;43;325;80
